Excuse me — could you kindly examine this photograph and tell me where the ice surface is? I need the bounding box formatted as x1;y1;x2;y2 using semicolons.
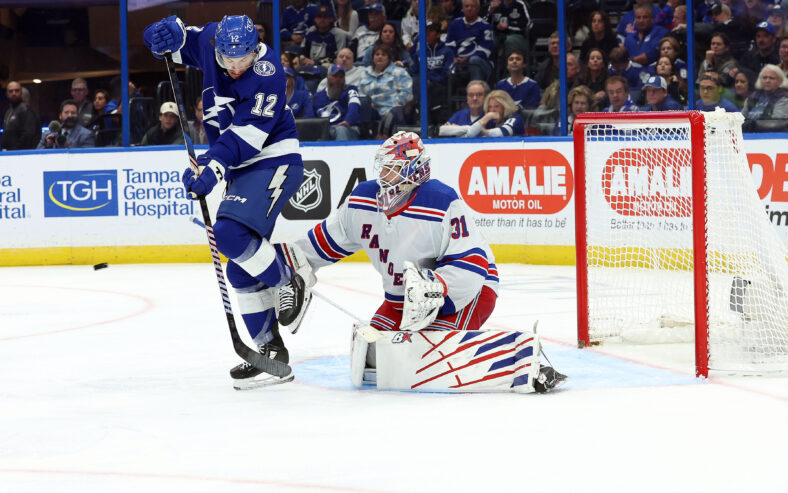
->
1;263;786;492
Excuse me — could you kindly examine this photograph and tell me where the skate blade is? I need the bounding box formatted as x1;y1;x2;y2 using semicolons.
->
283;291;312;335
233;370;294;390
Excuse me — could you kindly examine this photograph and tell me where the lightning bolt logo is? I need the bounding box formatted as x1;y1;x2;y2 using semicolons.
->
267;164;289;217
203;95;236;128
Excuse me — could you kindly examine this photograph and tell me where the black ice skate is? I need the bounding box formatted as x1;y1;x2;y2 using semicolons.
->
534;364;568;393
230;325;293;390
277;273;312;333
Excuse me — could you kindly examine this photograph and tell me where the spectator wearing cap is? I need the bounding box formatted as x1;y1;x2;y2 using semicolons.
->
361;22;412;70
351;3;386;62
316;47;364;92
141;102;184;146
767;5;787;38
281;0;316;46
702;3;753;58
695;73;740;111
301;4;348;68
602;75;639;112
486;0;532;61
741;22;781;75
640;75;683;111
445;0;495;83
742;63;788;132
313;63;362;140
495;49;540;109
624;4;669;66
608;46;647;91
285;67;314;118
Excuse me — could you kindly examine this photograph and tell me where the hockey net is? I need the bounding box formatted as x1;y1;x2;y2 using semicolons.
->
574;110;788;377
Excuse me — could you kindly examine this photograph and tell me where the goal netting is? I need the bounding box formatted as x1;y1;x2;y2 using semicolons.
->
574;110;788;376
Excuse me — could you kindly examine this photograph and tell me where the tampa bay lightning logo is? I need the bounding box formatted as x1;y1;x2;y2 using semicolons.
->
254;60;276;76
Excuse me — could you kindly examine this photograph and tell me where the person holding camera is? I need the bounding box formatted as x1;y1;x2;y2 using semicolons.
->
37;99;96;149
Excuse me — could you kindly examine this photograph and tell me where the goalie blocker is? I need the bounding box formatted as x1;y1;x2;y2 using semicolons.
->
351;325;565;394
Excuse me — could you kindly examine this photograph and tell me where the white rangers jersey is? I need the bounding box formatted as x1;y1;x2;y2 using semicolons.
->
295;179;499;315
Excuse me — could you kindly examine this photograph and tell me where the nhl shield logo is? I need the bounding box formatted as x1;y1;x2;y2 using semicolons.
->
290;168;322;212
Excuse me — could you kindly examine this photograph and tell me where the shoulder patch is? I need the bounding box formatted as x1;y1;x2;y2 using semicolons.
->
253;60;276;77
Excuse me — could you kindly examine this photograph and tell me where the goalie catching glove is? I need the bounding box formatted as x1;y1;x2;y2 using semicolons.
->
400;261;447;331
182;154;226;198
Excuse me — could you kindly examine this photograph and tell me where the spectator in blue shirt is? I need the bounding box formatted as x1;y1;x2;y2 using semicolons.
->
624;4;669;66
616;0;662;38
410;21;453;123
494;50;540;109
445;0;494;83
640;75;683;111
438;79;489;136
603;75;639;112
313;64;362;140
285;67;314;118
609;46;647;91
695;73;740;112
300;4;348;67
281;0;316;45
465;89;524;137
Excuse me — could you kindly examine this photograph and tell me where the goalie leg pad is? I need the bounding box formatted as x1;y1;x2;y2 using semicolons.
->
371;329;541;393
350;324;383;388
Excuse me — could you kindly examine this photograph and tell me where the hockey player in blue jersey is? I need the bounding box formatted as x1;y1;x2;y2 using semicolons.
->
143;14;310;389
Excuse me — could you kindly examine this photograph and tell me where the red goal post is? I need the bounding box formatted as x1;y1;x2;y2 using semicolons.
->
572;111;788;378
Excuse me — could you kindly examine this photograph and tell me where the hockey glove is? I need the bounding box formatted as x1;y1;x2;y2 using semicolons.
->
400;261;447;332
143;15;186;59
182;154;226;198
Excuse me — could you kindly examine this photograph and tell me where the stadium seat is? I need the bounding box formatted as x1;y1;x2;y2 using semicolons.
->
295;117;331;141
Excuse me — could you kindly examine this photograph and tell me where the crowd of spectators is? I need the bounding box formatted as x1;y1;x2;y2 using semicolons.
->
3;0;788;150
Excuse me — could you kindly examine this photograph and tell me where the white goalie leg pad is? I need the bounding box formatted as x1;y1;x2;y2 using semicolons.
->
367;328;541;393
350;324;383;388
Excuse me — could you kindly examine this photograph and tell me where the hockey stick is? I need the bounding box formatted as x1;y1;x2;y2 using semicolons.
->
164;54;290;377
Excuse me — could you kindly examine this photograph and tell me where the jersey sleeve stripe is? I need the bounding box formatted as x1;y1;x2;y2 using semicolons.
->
230;124;269;150
439;259;489;277
438;247;488;263
308;222;346;262
348;196;378;212
400;211;444;222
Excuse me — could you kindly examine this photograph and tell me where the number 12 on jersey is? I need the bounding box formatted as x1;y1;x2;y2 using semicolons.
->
252;93;277;117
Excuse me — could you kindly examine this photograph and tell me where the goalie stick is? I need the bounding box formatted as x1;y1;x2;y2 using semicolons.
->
164;54;290;378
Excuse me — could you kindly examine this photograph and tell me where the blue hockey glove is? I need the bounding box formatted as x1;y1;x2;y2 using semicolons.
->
182;154;226;198
143;15;186;59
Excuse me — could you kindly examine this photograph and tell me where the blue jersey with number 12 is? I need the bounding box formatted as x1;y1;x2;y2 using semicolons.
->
172;22;301;180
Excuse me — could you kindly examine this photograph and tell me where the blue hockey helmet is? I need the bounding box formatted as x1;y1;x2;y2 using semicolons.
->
215;15;258;58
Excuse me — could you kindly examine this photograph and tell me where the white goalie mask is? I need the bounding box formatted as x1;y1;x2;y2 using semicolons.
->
373;131;431;212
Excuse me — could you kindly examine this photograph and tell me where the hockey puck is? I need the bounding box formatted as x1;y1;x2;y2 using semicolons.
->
93;262;108;270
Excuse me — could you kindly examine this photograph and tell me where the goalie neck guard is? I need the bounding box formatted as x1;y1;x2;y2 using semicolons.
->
214;15;259;68
374;131;431;212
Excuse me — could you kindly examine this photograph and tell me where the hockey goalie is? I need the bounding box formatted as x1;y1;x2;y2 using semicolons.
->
274;131;567;394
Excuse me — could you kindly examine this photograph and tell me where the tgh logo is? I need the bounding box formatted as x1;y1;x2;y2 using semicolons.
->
290;168;322;212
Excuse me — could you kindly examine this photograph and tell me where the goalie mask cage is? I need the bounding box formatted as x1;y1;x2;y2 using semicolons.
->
573;110;788;377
